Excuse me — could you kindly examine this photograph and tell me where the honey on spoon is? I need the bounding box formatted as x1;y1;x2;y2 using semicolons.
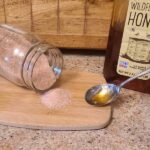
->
85;68;150;106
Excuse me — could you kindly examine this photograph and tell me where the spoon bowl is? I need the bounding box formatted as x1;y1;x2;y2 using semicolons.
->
85;84;120;106
85;68;150;107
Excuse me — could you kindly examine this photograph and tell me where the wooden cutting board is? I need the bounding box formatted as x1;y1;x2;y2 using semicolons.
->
0;70;112;130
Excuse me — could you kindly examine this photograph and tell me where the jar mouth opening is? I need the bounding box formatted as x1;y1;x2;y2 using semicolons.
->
22;44;63;92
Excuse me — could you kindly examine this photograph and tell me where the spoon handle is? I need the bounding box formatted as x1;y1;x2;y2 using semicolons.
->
118;68;150;89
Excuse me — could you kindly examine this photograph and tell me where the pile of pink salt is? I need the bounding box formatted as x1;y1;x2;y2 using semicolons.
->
40;88;72;110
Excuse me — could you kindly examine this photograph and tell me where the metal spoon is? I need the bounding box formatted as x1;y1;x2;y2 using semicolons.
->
85;68;150;106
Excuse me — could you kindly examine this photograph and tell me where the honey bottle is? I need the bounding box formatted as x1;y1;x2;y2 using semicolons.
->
103;0;150;94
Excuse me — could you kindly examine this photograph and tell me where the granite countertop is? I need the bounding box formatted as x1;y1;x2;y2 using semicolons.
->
0;51;149;150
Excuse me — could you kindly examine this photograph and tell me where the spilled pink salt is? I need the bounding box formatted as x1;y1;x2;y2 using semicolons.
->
40;88;71;110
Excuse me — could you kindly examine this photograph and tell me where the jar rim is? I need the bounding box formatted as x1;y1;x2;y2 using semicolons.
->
22;44;63;92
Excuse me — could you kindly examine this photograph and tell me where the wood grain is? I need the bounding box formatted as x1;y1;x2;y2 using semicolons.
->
0;70;112;130
0;0;113;49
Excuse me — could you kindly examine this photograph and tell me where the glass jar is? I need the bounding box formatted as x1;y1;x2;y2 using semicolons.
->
0;24;63;92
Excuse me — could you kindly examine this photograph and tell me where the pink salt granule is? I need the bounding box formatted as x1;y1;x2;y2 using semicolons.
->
40;88;71;110
32;54;56;91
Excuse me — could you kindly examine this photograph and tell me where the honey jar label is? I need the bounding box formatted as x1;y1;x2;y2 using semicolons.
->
117;0;150;80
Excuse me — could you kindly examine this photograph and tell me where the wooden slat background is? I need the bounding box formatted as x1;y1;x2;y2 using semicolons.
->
0;0;113;49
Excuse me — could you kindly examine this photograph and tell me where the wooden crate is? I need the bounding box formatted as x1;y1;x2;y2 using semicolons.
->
0;0;113;49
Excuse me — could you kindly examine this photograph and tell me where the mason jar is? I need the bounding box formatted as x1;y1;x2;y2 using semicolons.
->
0;24;63;92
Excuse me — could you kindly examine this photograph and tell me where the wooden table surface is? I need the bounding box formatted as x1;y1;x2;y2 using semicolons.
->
0;0;113;49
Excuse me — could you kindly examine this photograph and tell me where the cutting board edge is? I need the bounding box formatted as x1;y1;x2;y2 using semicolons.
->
0;107;112;130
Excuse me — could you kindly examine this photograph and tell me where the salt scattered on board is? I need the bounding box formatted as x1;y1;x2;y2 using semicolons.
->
40;88;71;110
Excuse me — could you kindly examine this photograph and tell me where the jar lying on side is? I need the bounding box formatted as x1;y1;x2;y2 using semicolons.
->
0;24;63;92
